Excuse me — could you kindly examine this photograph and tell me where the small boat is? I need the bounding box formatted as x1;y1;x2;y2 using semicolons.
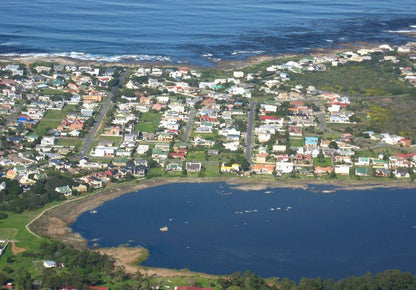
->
89;210;98;214
160;226;168;232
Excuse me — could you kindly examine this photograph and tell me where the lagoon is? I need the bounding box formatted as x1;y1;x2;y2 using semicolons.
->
72;182;416;280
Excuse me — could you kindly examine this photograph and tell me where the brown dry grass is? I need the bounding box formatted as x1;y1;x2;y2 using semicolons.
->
96;246;216;278
96;247;146;274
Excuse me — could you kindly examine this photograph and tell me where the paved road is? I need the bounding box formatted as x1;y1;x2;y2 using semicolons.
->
245;102;257;164
78;70;129;158
183;107;196;142
315;100;326;132
0;103;23;132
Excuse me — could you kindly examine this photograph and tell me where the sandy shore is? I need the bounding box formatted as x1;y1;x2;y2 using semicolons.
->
96;246;217;278
27;176;416;276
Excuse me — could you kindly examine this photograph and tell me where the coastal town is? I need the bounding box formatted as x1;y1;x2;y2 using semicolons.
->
1;43;416;196
0;42;416;289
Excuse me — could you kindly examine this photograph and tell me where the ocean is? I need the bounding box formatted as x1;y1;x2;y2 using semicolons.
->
0;0;415;66
72;182;416;280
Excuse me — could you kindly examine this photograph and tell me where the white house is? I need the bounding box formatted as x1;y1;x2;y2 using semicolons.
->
275;161;294;174
43;260;57;268
91;146;117;157
334;165;351;175
272;144;287;153
233;71;244;78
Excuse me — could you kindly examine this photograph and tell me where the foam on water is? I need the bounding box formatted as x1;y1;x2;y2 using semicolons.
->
0;52;173;63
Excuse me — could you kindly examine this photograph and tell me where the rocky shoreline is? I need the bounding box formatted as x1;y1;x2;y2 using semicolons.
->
0;41;391;71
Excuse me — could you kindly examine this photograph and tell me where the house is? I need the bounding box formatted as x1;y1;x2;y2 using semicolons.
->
55;185;72;197
43;260;57;268
103;126;122;136
275;161;294;174
305;137;319;146
394;168;410;178
83;94;102;103
399;138;411;147
166;163;183;172
125;164;146;177
372;159;388;169
169;152;186;160
220;163;241;173
91;146;117;157
288;126;302;136
355;157;370;166
254;153;268;163
72;184;88;193
250;164;274;175
208;150;219;155
334;165;351;175
314;166;332;175
85;176;104;189
374;168;391;177
89;286;109;290
186;162;202;172
41;136;56;146
355;167;370;176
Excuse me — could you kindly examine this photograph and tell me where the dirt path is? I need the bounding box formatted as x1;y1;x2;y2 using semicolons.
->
10;241;26;255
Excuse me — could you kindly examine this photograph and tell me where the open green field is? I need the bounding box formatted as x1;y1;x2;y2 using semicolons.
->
190;131;218;140
56;138;82;148
290;138;304;147
33;105;79;135
186;150;207;161
0;228;18;240
135;111;162;133
0;202;62;275
313;157;333;167
204;163;220;177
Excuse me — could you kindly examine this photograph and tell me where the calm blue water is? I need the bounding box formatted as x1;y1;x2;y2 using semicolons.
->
72;182;416;280
0;0;415;66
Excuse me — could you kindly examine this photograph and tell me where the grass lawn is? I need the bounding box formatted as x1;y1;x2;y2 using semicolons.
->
33;105;79;135
313;157;332;167
0;202;62;275
322;132;342;140
147;168;166;178
204;163;220;177
135;111;162;133
290;138;304;147
190;131;218;140
135;122;160;133
98;136;123;146
186;151;207;161
149;275;220;289
57;138;82;148
166;171;185;177
0;228;18;240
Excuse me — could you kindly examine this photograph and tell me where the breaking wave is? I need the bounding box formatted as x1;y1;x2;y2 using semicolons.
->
0;51;173;63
